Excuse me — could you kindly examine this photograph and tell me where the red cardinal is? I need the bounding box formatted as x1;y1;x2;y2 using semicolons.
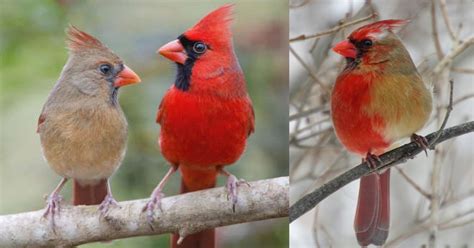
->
38;26;141;227
331;20;432;246
142;5;255;248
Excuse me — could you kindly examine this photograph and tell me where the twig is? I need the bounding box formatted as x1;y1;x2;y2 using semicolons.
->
385;207;474;247
289;45;330;94
451;67;474;74
438;0;457;41
427;80;454;248
289;106;327;122
433;36;474;74
429;80;454;147
395;166;432;199
289;121;474;222
431;0;444;59
0;177;289;248
289;13;377;42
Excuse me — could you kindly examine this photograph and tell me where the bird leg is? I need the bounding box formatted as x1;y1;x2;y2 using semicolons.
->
98;180;119;217
411;133;429;156
218;168;249;213
142;165;178;228
43;178;68;231
364;152;383;174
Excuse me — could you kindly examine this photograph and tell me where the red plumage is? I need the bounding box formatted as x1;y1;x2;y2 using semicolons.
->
144;5;254;248
331;19;432;246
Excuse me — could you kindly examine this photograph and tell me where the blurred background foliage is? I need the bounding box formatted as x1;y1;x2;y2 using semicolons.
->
0;0;288;247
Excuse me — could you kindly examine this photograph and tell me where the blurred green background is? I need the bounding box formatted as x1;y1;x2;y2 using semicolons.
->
0;0;288;247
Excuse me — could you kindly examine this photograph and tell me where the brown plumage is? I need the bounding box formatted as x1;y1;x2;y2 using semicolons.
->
38;25;140;227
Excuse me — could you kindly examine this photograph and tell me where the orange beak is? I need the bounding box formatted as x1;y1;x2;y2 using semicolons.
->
332;40;357;59
114;65;141;87
158;39;187;64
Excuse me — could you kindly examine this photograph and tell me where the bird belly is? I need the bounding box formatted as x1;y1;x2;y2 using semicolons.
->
159;94;250;169
40;107;127;182
332;104;389;156
331;73;390;156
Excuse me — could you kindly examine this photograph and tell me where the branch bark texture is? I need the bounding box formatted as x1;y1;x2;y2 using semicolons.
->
289;122;474;223
0;177;289;248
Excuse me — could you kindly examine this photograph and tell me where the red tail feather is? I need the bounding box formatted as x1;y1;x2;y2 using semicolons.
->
354;169;390;246
73;179;107;205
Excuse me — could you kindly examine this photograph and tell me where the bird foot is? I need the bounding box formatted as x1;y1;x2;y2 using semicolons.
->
98;194;119;217
411;133;429;157
225;175;249;213
42;193;63;231
365;152;382;173
142;191;165;230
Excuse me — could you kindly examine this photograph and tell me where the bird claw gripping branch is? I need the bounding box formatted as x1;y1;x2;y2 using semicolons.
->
98;193;120;217
221;170;250;213
365;152;383;172
411;133;429;157
142;190;165;229
42;193;63;231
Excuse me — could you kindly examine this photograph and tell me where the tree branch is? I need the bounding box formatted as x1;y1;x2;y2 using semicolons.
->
0;177;289;248
289;13;377;42
289;122;474;223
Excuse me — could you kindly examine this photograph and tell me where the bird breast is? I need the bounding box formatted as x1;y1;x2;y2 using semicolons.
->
39;103;128;182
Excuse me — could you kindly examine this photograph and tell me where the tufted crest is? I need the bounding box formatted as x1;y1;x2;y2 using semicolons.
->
183;4;234;46
349;19;409;41
66;25;107;52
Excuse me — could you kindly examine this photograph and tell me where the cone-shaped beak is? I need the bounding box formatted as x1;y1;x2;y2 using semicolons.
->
332;40;357;59
114;65;141;87
158;39;187;64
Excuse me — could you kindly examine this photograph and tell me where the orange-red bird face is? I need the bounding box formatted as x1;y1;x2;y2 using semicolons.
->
332;19;408;63
158;4;236;91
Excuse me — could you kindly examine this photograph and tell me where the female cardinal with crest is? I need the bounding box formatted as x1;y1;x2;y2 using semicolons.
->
38;26;141;228
142;5;255;248
331;20;432;246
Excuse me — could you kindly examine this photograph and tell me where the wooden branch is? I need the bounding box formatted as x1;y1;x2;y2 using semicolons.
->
0;177;289;248
289;122;474;223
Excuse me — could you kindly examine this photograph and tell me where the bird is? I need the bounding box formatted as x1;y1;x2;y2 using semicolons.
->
331;19;432;246
142;5;255;248
38;25;141;228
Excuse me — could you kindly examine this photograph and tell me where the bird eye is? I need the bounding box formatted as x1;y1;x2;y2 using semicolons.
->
362;39;373;47
99;64;112;75
192;42;207;54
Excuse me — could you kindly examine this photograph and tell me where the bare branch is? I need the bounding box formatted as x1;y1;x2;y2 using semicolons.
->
431;0;445;59
289;13;377;42
0;177;289;248
395;166;432;199
438;0;457;41
433;36;474;74
289;45;330;94
289;122;474;222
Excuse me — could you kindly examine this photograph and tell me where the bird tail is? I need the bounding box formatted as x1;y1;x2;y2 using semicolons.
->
354;169;390;246
171;166;217;248
72;179;108;205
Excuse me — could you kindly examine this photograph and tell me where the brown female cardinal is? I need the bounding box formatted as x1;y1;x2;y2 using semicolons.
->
331;20;432;246
142;4;255;248
38;26;140;227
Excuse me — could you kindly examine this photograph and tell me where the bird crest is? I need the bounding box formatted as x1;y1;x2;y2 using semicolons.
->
184;4;234;46
66;25;107;52
350;19;409;41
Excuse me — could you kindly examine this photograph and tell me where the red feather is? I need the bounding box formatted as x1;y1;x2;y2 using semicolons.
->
349;19;409;41
331;71;390;155
155;5;254;248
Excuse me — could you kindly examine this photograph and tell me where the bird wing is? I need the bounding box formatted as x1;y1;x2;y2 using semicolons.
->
36;113;46;133
247;98;255;137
